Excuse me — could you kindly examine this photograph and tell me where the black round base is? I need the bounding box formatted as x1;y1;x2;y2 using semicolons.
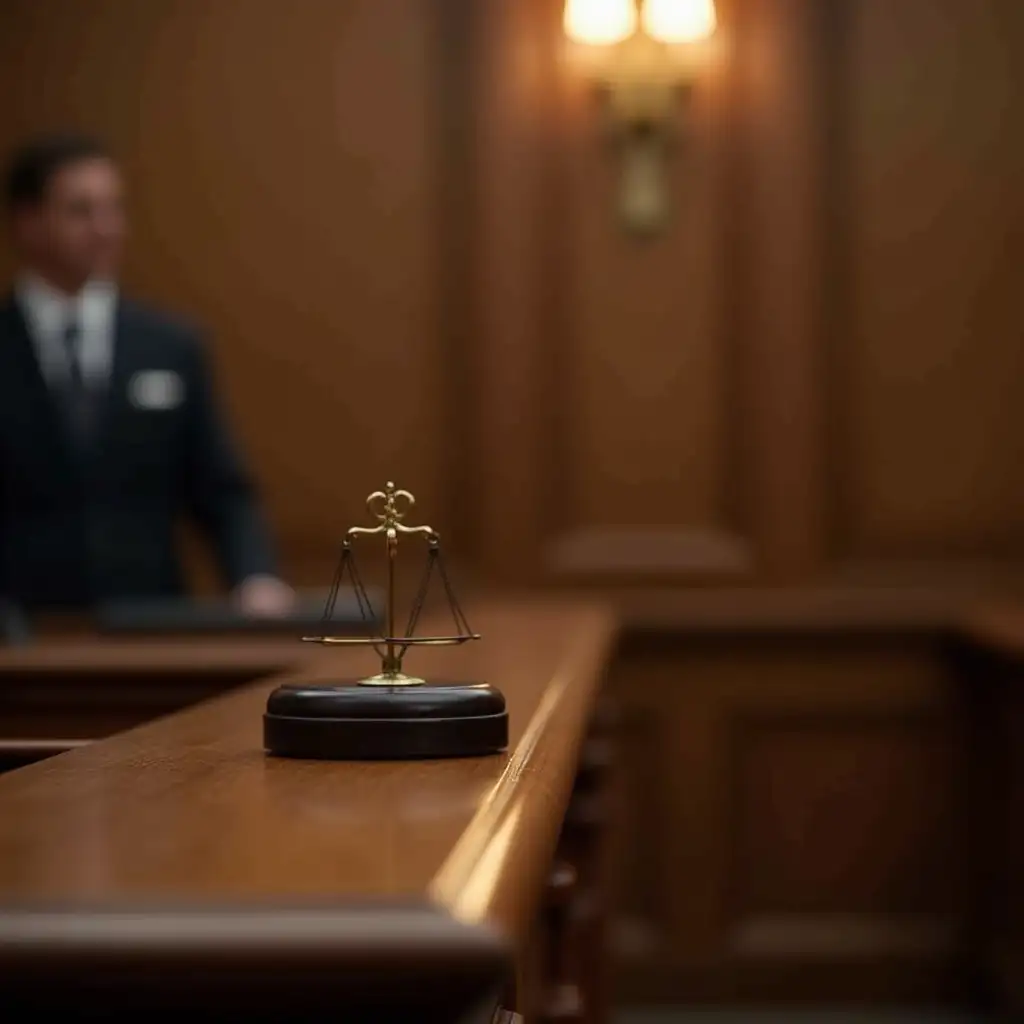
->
263;681;508;761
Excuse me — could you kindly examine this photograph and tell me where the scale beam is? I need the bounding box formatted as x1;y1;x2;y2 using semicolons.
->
303;635;482;646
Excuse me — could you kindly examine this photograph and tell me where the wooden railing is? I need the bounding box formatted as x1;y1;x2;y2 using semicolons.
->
0;600;619;1023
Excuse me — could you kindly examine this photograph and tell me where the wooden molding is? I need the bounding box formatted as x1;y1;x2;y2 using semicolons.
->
544;527;752;579
730;914;956;960
571;583;995;636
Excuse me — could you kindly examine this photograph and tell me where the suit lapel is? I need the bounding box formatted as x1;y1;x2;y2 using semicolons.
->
94;298;159;458
0;294;72;463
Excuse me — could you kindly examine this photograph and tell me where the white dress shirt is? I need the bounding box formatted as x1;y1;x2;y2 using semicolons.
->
14;274;117;388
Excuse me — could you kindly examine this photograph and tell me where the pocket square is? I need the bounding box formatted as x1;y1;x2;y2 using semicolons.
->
128;370;185;411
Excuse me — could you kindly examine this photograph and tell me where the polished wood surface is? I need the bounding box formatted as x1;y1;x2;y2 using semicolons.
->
0;636;301;742
0;602;613;914
0;600;617;1020
958;607;1024;662
0;638;300;674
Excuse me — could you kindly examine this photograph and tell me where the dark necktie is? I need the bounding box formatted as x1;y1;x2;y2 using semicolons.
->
60;317;95;443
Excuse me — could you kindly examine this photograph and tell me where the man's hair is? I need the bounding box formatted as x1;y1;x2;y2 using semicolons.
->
4;133;112;209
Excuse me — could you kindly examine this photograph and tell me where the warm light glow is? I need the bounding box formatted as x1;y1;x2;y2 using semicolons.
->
564;0;638;45
642;0;716;43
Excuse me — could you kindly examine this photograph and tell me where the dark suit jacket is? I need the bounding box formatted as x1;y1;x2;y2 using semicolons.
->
0;294;277;609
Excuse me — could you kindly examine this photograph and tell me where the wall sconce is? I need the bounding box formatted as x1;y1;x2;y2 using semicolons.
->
564;0;717;236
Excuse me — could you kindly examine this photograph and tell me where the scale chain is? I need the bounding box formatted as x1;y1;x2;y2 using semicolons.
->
320;542;348;624
437;548;473;636
400;544;437;656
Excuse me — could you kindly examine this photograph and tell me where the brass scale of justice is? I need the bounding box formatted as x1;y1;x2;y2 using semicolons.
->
263;482;509;760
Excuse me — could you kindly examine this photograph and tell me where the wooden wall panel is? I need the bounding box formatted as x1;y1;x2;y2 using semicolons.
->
561;38;728;538
5;0;1020;585
472;0;834;585
459;0;1024;997
842;0;1024;560
612;634;969;1002
470;0;1024;586
612;704;672;961
735;719;960;918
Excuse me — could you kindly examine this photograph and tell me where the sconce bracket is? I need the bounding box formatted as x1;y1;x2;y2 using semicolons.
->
602;79;689;127
596;80;693;237
570;28;706;237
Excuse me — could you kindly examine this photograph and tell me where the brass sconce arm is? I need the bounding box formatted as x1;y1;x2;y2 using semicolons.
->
565;0;716;236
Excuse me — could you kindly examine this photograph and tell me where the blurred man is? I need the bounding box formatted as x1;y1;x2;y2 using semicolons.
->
0;133;294;614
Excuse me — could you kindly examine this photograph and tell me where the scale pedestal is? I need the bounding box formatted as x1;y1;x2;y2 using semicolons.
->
263;483;508;761
264;681;507;761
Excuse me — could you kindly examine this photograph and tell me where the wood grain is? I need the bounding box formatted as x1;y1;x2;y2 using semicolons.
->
0;600;617;1017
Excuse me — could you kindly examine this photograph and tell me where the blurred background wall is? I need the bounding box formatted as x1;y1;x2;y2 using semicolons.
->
2;0;1022;587
1;0;1022;1006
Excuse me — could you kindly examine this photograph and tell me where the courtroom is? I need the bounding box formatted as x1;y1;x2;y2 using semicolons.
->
0;1;1021;1022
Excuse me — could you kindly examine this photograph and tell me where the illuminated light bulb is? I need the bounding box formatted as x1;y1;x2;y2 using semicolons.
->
564;0;638;45
641;0;716;43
